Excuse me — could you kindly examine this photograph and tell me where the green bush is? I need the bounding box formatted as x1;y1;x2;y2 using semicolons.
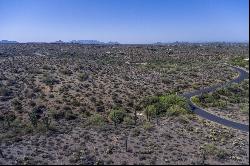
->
141;94;190;118
167;105;188;117
191;96;201;106
201;143;228;159
217;88;230;96
240;103;249;115
88;114;105;126
212;100;227;108
203;94;215;103
159;94;189;111
109;108;126;125
202;143;217;155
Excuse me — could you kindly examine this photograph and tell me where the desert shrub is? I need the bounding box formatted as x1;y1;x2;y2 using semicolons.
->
191;83;199;90
227;83;241;94
49;109;65;120
191;96;201;106
240;103;249;115
212;92;220;100
202;94;215;103
177;114;190;124
212;100;227;108
88;114;105;126
42;75;59;85
33;105;46;117
60;68;73;75
63;105;72;111
109;108;126;125
142;94;190;118
132;128;141;137
162;78;172;84
143;122;154;131
167;105;188;117
65;110;77;120
49;94;54;98
72;100;81;107
217;88;230;96
142;96;159;107
42;65;52;70
12;99;22;112
216;149;229;160
201;143;228;160
0;87;12;96
158;94;189;112
78;73;89;81
202;143;218;155
123;116;134;125
3;112;16;127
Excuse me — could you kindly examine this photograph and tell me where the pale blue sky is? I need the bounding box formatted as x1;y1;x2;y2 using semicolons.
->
0;0;249;43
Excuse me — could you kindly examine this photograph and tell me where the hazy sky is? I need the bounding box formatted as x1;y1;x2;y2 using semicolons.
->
0;0;249;43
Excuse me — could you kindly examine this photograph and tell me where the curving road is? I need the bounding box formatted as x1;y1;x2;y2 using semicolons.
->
181;65;249;132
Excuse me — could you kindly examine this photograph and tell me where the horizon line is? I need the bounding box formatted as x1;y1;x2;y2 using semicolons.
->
0;39;249;44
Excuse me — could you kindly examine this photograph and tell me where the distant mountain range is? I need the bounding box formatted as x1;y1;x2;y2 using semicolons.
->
52;40;120;44
0;39;120;45
70;40;104;44
69;40;120;45
0;40;19;44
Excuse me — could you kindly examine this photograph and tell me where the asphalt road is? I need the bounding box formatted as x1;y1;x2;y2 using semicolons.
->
182;66;249;132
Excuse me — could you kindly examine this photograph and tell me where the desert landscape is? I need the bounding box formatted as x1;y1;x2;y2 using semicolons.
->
0;43;249;165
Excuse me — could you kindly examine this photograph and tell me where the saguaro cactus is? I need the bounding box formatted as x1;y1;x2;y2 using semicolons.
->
28;111;38;128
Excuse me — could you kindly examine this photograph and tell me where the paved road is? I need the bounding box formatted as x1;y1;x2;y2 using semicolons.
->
182;66;249;132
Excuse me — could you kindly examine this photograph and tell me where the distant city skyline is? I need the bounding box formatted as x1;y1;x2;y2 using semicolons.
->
0;0;249;44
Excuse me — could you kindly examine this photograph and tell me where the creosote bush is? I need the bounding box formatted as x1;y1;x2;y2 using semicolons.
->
0;87;12;97
109;108;126;126
143;121;154;131
42;74;59;85
49;109;65;120
60;68;73;75
123;116;134;125
88;114;105;126
65;110;77;120
167;105;188;117
78;73;89;81
12;99;22;112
